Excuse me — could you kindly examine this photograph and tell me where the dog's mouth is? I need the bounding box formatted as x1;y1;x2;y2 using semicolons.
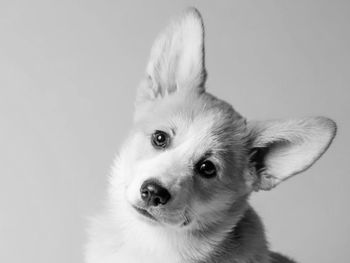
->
132;205;157;221
131;204;192;227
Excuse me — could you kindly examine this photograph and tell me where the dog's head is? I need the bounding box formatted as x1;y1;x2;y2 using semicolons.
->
111;8;336;230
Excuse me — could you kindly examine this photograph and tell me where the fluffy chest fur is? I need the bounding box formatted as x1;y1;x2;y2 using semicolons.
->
85;207;269;263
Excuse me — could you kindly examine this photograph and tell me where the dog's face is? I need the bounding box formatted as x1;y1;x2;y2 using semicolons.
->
111;8;336;230
123;90;249;227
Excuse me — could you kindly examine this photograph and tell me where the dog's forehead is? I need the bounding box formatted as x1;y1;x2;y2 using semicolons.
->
172;104;236;148
136;90;247;154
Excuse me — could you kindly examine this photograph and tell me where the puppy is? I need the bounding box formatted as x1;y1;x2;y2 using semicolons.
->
85;8;336;263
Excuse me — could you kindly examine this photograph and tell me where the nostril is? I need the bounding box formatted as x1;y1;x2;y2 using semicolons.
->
140;180;171;207
141;189;150;201
153;197;161;206
155;189;171;205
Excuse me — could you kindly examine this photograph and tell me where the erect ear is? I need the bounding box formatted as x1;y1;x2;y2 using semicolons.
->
136;8;206;104
248;117;337;191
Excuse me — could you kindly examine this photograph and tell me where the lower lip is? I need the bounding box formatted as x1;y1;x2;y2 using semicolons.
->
132;206;157;221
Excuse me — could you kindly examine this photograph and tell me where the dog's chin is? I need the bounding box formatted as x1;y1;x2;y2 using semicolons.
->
131;205;192;228
159;212;192;227
132;205;158;222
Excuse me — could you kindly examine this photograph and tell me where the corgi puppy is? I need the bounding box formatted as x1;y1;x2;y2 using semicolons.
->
85;8;336;263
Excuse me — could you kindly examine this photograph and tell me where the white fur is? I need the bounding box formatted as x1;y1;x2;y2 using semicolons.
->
85;8;336;263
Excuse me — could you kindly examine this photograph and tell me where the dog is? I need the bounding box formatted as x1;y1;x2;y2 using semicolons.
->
85;8;336;263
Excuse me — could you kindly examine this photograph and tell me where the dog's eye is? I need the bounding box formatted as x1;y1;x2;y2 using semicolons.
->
151;130;170;149
196;160;217;178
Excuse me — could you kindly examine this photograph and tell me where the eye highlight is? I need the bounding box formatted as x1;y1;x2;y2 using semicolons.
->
196;160;217;178
151;130;170;149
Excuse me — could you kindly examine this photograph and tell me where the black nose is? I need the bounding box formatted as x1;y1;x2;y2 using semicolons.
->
140;180;171;207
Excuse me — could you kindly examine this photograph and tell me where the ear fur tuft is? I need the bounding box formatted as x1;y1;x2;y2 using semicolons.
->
137;8;206;103
248;117;337;190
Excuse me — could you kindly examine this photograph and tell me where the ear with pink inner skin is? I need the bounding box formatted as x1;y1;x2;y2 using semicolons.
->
248;117;337;190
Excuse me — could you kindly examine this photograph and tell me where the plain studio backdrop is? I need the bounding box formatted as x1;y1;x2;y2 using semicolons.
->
0;1;349;262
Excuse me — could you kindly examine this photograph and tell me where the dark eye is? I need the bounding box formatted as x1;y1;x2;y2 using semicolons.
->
151;130;170;149
196;160;217;178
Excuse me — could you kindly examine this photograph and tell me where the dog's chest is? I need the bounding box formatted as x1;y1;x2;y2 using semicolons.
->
92;244;185;263
86;229;217;263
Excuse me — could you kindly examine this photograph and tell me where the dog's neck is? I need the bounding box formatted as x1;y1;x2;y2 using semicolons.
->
113;199;268;263
202;207;270;263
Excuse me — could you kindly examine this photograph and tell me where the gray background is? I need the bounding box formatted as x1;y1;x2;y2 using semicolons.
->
0;1;349;262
